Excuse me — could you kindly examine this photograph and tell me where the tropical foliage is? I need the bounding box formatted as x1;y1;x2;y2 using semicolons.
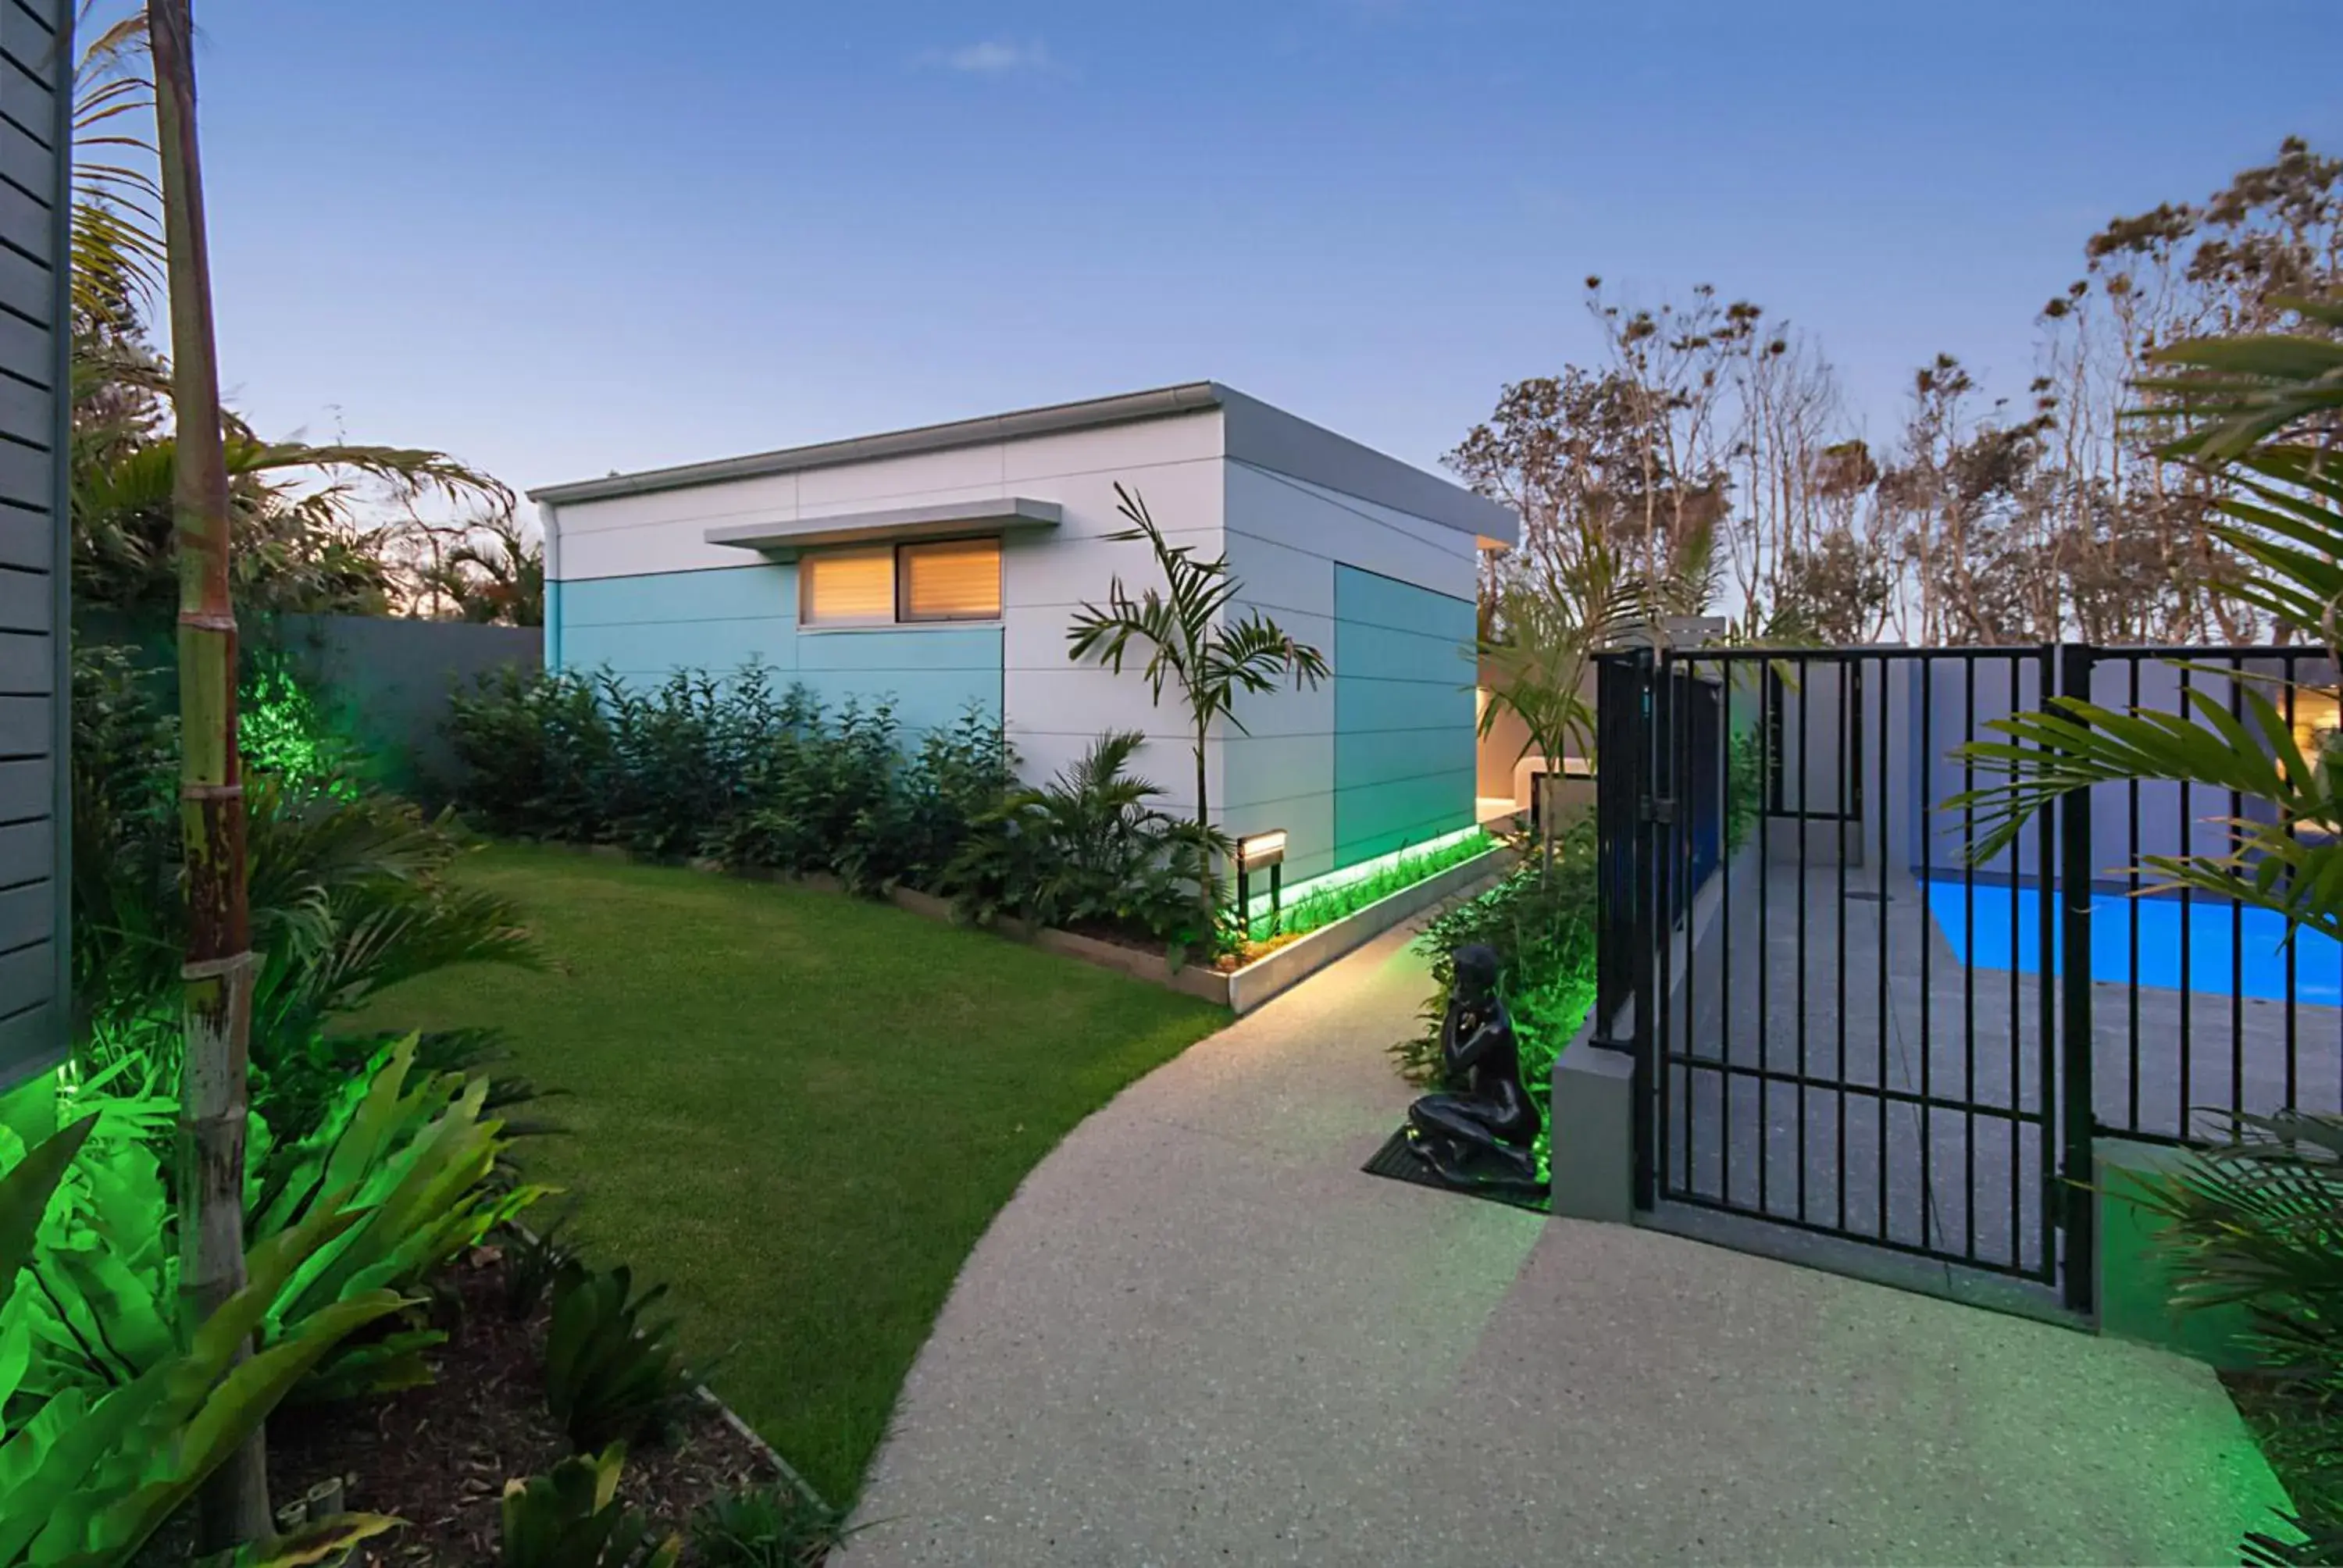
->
70;9;524;622
1954;297;2343;934
1067;485;1328;936
690;1484;847;1568
1391;817;1601;1181
0;1117;407;1568
498;1447;680;1568
9;1036;545;1409
1948;296;2343;1560
1254;830;1496;946
70;641;534;1138
415;510;547;627
543;1263;706;1453
938;729;1218;964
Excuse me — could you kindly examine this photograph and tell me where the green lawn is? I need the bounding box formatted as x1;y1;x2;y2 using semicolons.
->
353;843;1226;1502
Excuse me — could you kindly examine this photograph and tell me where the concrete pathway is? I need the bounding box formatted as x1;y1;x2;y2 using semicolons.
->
845;920;2291;1566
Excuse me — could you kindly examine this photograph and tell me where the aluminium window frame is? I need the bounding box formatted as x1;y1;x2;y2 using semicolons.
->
796;534;1006;630
895;535;1004;625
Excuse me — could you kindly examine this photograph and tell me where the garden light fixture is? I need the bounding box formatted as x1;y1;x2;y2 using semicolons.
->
1236;829;1287;935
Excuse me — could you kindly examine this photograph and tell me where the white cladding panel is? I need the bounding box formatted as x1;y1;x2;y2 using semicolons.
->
548;412;1228;816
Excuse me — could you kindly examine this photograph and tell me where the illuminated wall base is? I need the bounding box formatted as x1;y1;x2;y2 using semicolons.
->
1243;824;1491;933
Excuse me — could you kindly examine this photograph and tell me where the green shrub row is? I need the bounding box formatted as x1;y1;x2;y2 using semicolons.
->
445;665;1231;958
445;665;1011;893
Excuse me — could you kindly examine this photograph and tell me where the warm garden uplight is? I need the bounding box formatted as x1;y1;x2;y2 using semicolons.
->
1236;829;1287;933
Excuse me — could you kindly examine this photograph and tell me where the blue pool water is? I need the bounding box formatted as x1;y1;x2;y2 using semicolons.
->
1924;879;2343;1007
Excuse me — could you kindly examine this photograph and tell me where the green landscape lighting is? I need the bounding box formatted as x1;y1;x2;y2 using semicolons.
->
241;661;363;800
1246;820;1481;928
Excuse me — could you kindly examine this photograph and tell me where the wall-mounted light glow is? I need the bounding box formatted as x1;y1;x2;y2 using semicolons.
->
2292;686;2342;838
2293;687;2341;766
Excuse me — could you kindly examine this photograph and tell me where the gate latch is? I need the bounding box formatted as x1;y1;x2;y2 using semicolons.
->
1642;796;1675;825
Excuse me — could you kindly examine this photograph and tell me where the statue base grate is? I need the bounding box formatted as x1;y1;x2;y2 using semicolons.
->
1361;1128;1550;1214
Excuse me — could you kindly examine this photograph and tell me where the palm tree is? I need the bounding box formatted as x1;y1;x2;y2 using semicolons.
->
1067;485;1329;939
416;510;547;625
1478;524;1643;780
71;426;512;615
66;7;512;621
70;6;162;332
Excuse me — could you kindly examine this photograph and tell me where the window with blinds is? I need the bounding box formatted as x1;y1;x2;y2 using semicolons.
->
800;547;897;625
899;538;1002;622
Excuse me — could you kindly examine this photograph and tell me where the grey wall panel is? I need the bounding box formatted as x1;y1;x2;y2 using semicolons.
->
0;625;42;690
0;3;60;86
0;561;46;630
0;0;72;1090
0;60;55;161
0;308;48;382
0;1000;55;1062
0;114;44;199
0;505;43;569
0;235;51;327
0;368;45;448
0;690;44;756
0;817;45;884
0;878;39;949
0;433;45;506
0;755;44;822
0;935;48;1010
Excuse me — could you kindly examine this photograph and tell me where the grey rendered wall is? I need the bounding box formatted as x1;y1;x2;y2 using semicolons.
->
0;0;71;1090
1763;650;2320;889
274;614;541;799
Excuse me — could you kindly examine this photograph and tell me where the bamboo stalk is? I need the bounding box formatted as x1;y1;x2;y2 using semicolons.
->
151;0;268;1546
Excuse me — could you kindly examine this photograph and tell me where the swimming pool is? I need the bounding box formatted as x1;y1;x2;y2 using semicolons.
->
1924;878;2343;1007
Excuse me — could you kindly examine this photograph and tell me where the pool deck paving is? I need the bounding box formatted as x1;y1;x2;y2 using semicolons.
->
843;916;2291;1566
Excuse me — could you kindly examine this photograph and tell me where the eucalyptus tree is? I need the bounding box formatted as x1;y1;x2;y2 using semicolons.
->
1960;298;2343;936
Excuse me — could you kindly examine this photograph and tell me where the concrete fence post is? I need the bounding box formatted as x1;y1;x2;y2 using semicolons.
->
1549;1028;1635;1224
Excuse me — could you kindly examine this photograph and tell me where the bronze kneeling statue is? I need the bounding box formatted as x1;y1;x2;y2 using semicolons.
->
1407;943;1546;1197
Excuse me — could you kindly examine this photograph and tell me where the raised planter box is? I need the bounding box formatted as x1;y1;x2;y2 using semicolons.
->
878;847;1514;1011
1221;845;1514;1012
553;839;1515;1014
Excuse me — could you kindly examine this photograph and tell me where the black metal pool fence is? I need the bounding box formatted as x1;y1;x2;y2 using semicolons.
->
1593;642;2341;1313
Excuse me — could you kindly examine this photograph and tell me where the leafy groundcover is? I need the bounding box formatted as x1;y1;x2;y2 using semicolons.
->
137;1248;788;1567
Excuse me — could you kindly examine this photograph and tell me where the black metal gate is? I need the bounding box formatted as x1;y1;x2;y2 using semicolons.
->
1592;641;2343;1316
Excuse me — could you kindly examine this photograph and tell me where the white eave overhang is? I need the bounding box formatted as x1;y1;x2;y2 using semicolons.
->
704;497;1062;557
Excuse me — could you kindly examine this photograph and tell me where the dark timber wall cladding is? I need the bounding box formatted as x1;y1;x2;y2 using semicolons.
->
0;0;70;1089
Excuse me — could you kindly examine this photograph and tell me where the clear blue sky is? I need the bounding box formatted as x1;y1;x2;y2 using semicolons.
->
188;0;2341;507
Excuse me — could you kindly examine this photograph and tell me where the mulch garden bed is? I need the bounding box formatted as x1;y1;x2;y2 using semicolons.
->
260;1245;784;1566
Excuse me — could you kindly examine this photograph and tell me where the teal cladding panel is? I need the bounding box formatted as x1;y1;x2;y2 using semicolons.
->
1332;565;1474;864
551;566;1000;734
1335;675;1474;736
795;629;1002;730
561;565;793;625
1333;565;1477;640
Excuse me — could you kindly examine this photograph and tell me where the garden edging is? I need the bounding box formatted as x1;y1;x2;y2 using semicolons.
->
604;839;1517;1013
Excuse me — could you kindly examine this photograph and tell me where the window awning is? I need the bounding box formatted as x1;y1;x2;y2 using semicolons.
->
704;497;1061;556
